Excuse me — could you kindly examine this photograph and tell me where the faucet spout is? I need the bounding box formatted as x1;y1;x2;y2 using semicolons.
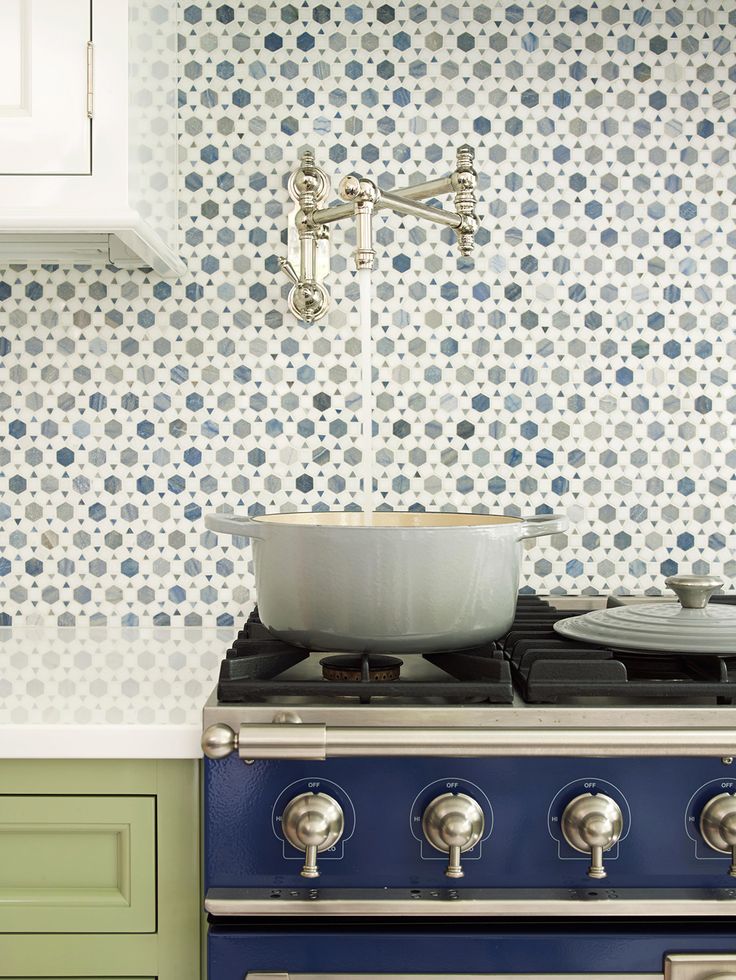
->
338;175;379;271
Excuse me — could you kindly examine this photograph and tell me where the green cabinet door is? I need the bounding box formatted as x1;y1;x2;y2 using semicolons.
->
0;796;156;933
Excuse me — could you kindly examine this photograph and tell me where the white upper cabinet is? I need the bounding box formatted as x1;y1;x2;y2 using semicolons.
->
0;0;92;175
0;0;183;276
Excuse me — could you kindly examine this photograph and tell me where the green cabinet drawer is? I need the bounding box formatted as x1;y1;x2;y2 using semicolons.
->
0;796;156;933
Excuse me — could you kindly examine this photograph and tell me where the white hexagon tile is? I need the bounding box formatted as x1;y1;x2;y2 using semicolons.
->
0;626;226;728
1;1;735;626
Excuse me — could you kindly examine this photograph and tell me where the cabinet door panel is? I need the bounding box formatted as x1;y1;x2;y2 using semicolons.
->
0;795;155;933
0;0;91;175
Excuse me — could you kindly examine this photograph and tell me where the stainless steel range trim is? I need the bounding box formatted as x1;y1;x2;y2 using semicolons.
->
246;966;736;980
204;689;736;730
247;974;661;980
665;954;736;980
201;715;736;760
205;887;736;917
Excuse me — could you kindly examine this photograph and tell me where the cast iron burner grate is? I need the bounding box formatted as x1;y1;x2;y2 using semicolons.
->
216;607;514;704
507;594;736;704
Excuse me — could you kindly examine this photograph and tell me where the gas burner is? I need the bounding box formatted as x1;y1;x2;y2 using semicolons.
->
507;594;736;704
214;595;736;707
321;654;403;682
216;608;513;704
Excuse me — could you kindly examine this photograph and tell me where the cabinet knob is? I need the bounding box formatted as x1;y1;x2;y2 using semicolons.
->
700;793;736;877
422;792;485;879
561;793;623;880
281;792;344;879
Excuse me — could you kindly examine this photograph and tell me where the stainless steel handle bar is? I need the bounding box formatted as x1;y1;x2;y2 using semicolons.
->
201;723;736;760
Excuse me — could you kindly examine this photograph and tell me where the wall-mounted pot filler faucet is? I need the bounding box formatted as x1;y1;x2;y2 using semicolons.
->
280;145;478;322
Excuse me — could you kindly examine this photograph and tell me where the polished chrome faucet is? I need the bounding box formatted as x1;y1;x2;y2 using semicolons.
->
280;146;478;322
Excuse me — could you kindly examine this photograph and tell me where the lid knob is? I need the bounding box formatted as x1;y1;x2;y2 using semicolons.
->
665;574;723;610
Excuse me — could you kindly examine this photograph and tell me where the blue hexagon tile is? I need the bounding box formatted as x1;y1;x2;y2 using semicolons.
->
1;1;735;625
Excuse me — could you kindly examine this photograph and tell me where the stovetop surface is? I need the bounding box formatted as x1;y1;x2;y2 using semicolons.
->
214;595;736;709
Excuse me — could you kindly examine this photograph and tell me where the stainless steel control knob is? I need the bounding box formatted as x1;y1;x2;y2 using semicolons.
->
561;793;623;880
700;793;736;877
281;792;344;879
422;792;485;879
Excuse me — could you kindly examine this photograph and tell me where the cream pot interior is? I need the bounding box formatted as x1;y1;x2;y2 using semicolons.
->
242;512;523;527
205;510;566;653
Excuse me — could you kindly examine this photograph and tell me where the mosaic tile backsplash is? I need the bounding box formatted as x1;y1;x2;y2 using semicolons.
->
1;1;735;625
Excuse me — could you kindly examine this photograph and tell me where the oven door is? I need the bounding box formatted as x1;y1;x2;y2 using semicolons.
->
207;923;736;980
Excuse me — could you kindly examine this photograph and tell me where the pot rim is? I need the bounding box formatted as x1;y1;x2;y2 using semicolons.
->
205;510;568;540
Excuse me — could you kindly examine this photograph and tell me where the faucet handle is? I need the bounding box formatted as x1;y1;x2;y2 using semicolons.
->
279;257;330;321
281;277;330;324
279;257;299;285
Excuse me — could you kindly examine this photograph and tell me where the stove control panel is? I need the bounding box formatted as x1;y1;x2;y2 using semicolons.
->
204;756;736;890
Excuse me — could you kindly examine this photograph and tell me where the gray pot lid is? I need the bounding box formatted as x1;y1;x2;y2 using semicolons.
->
553;575;736;655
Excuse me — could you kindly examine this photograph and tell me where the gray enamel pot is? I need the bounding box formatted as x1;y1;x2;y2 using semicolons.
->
204;510;567;653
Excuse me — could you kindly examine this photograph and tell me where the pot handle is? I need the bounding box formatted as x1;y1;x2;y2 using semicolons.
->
205;512;266;539
517;513;568;541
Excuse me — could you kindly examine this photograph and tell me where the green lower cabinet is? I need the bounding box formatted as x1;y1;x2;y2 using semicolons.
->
0;760;199;980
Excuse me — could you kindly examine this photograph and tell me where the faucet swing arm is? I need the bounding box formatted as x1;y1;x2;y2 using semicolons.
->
281;145;478;322
312;184;461;229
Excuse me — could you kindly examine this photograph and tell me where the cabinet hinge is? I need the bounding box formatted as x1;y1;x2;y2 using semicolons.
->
86;41;94;119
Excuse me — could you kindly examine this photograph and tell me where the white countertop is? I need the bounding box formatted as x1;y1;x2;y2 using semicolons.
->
0;626;230;758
